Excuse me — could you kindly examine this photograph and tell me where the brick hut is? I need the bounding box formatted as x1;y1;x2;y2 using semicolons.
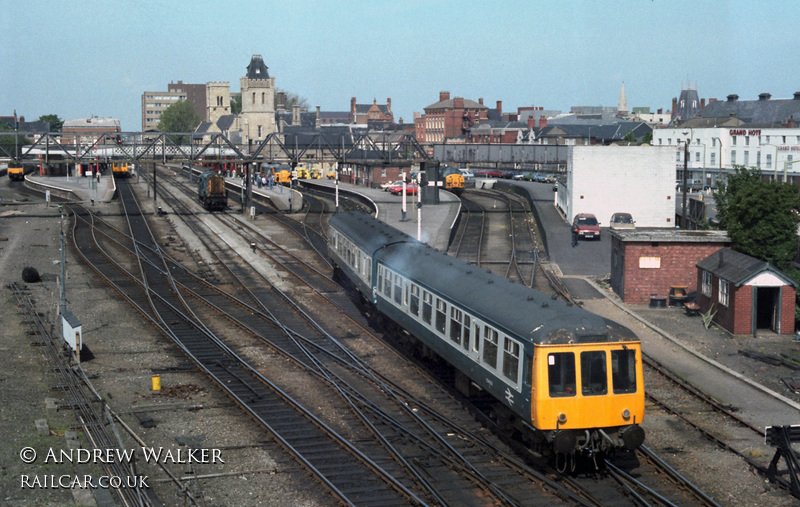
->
610;229;731;305
695;248;797;336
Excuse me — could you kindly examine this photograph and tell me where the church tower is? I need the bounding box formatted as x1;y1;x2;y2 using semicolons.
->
617;82;629;117
240;55;276;149
206;81;230;124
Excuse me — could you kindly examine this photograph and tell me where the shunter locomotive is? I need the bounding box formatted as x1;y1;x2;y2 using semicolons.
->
327;211;645;463
197;170;227;211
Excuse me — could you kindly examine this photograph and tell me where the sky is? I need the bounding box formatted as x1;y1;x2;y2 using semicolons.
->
3;0;799;132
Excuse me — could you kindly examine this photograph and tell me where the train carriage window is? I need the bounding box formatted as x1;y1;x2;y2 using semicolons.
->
482;327;499;368
435;299;447;334
611;349;637;394
449;308;462;345
580;351;608;396
393;273;403;305
548;352;576;397
473;323;481;353
383;268;391;298
377;267;383;293
502;338;520;383
462;315;471;350
422;291;432;324
410;285;420;316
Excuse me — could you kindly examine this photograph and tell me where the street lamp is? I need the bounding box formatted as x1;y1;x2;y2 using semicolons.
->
712;137;723;187
678;131;693;228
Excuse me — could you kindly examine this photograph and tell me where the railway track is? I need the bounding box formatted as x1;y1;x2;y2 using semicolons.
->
69;182;426;505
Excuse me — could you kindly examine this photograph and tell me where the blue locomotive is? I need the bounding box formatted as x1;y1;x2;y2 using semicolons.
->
327;211;645;460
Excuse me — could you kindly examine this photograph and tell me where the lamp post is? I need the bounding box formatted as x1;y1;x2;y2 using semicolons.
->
680;129;693;229
712;136;723;187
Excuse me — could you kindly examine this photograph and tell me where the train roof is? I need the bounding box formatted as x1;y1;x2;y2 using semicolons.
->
330;211;421;255
330;211;636;345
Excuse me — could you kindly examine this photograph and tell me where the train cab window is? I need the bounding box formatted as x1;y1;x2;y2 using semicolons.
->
482;327;499;368
449;308;462;345
435;299;447;334
611;349;638;394
548;352;576;397
410;285;420;316
462;315;471;351
502;338;520;383
580;351;608;396
393;274;403;305
422;291;432;324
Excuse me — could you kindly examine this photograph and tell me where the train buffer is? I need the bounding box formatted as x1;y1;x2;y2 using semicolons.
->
765;425;800;498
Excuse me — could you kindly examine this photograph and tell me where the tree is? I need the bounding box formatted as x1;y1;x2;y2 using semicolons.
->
713;165;800;267
158;100;202;134
38;114;63;132
276;89;308;111
230;93;242;115
623;131;637;144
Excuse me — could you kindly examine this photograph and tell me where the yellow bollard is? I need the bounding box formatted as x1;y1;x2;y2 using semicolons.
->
151;375;161;391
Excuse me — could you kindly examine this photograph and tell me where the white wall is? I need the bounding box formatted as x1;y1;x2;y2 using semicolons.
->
566;146;676;228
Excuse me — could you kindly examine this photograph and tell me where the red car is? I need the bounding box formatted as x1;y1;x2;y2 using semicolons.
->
572;213;601;240
389;183;418;195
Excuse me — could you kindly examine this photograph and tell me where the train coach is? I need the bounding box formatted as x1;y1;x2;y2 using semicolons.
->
327;211;645;463
7;165;25;181
111;162;130;178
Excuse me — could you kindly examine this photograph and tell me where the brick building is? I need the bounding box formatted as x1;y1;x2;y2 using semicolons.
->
415;91;489;144
609;229;731;305
696;248;797;336
351;97;393;128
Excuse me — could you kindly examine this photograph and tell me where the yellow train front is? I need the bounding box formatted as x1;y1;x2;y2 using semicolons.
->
440;165;465;195
7;165;26;181
111;161;130;178
327;211;645;466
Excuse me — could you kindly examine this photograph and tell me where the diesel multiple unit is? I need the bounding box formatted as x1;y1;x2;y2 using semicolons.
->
327;211;645;460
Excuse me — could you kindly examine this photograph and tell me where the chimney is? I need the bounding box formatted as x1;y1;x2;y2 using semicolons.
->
759;92;771;101
496;100;502;116
727;94;739;102
657;108;663;114
479;97;484;105
789;116;796;128
315;105;320;129
672;97;677;112
386;98;391;111
292;105;300;125
439;91;450;102
351;97;356;114
701;98;706;108
528;116;536;129
539;116;548;128
453;97;464;109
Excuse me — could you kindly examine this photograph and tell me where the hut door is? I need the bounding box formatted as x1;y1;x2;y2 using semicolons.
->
754;287;780;333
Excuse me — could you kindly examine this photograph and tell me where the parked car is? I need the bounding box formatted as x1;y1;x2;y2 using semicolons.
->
572;213;601;240
609;212;635;230
381;180;404;191
389;182;418;195
460;170;475;180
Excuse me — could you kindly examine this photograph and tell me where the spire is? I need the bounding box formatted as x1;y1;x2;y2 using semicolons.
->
618;82;629;115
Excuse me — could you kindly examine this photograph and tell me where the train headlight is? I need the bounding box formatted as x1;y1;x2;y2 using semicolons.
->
622;409;631;420
557;413;567;424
